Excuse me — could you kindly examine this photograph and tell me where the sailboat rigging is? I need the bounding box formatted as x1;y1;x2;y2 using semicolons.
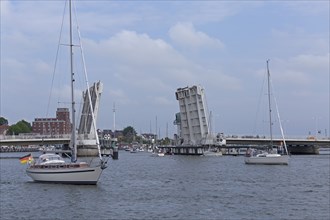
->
26;0;108;184
244;60;289;165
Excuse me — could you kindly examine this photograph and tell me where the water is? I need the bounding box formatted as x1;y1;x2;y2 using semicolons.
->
1;151;329;220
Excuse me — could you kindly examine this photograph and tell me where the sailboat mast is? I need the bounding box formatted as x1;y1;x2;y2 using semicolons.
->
113;102;116;134
69;0;77;162
267;60;273;148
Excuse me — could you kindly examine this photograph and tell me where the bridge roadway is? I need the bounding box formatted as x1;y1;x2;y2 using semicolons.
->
0;135;328;148
0;135;70;146
225;137;329;147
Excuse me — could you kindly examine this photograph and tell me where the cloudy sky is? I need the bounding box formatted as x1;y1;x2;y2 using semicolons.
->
1;0;329;138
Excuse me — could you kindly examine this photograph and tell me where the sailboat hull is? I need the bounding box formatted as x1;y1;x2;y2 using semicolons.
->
244;155;289;165
26;165;103;184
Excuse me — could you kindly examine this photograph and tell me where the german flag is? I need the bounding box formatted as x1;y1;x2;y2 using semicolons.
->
19;154;33;164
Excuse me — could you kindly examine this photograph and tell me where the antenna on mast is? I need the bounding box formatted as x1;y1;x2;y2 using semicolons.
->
113;102;116;137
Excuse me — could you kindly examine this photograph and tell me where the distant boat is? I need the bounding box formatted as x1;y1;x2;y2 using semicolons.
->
26;0;107;184
203;147;222;156
150;149;165;157
244;60;289;165
130;148;138;153
245;150;289;165
157;152;165;157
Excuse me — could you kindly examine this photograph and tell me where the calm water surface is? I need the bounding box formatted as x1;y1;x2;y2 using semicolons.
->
1;151;329;220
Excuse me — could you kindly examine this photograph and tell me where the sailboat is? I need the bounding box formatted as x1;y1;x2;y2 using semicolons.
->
202;111;223;156
26;0;108;184
244;60;289;165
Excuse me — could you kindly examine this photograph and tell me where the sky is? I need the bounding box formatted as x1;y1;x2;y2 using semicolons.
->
1;0;329;139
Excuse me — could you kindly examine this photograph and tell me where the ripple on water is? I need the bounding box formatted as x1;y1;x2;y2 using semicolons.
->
0;152;329;220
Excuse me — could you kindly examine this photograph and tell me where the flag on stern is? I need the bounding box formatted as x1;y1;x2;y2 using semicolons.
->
19;154;33;164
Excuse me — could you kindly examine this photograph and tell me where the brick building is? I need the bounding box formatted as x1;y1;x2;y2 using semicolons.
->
0;124;9;135
32;108;71;135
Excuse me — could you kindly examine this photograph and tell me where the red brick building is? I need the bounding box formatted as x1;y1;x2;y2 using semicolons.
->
32;108;71;135
0;124;9;135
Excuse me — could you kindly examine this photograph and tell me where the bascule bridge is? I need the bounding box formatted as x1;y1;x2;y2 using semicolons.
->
76;81;103;156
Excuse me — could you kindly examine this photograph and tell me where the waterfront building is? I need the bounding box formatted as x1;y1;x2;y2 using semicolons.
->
141;133;156;142
32;108;71;135
0;124;9;135
102;129;123;139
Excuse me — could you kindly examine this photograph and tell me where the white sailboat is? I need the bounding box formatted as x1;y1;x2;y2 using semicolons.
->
203;150;222;157
203;146;222;156
26;0;107;184
245;60;289;165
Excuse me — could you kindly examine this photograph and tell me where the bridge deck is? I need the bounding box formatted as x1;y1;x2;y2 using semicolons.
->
1;135;329;147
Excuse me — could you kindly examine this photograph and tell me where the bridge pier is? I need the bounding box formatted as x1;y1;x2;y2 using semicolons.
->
288;145;319;155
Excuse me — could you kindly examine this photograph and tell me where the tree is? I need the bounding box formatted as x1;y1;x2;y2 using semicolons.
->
163;137;171;145
7;120;32;135
0;117;8;126
122;126;137;143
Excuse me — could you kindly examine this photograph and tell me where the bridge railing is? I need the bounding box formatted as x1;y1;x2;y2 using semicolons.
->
0;134;71;140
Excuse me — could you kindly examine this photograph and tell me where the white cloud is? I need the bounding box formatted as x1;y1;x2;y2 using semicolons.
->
153;96;173;106
271;28;328;55
276;69;311;85
0;1;10;17
108;89;131;105
172;2;262;24
270;53;329;85
2;59;26;80
85;30;197;87
84;28;240;99
34;60;53;76
281;1;329;16
290;54;329;74
169;22;224;50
